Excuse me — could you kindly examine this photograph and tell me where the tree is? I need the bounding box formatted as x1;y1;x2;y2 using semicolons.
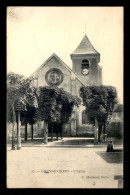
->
7;72;38;149
37;86;81;141
19;77;38;140
80;85;118;144
7;72;24;122
7;72;25;149
20;105;37;140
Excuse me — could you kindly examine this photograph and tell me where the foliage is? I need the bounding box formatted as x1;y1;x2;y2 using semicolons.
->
20;104;37;125
37;86;81;125
7;72;38;123
80;85;118;126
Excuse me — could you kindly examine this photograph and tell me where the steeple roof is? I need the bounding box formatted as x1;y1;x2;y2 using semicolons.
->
71;34;99;55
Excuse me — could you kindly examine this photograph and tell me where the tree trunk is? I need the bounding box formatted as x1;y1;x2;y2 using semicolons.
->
25;122;27;140
44;121;48;144
44;130;48;144
56;132;59;140
17;120;18;136
94;118;98;145
61;124;63;139
31;124;33;140
51;124;53;142
12;105;16;150
98;124;102;142
103;124;106;134
17;111;21;150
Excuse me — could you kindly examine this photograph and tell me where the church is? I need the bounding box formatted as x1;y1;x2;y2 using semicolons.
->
30;34;102;137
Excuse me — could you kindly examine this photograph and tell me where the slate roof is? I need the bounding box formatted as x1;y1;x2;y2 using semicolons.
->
71;35;99;55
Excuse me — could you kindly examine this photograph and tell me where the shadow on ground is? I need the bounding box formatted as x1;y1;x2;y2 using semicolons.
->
96;150;123;164
20;138;96;148
8;138;60;145
8;138;95;145
54;139;94;145
7;138;123;149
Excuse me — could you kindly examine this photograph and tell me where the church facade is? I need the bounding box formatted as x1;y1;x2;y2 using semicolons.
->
30;34;102;137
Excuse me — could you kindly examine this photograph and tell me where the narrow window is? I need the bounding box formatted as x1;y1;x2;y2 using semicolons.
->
81;59;89;75
82;59;89;68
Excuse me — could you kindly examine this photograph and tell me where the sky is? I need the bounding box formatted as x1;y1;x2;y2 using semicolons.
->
7;6;123;103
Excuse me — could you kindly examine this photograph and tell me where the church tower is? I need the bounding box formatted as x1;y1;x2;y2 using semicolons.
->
70;34;102;86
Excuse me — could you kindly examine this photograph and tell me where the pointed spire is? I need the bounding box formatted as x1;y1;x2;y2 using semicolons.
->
71;34;99;55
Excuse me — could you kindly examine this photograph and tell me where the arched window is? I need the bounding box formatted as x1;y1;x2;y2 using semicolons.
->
81;60;90;76
81;59;89;68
